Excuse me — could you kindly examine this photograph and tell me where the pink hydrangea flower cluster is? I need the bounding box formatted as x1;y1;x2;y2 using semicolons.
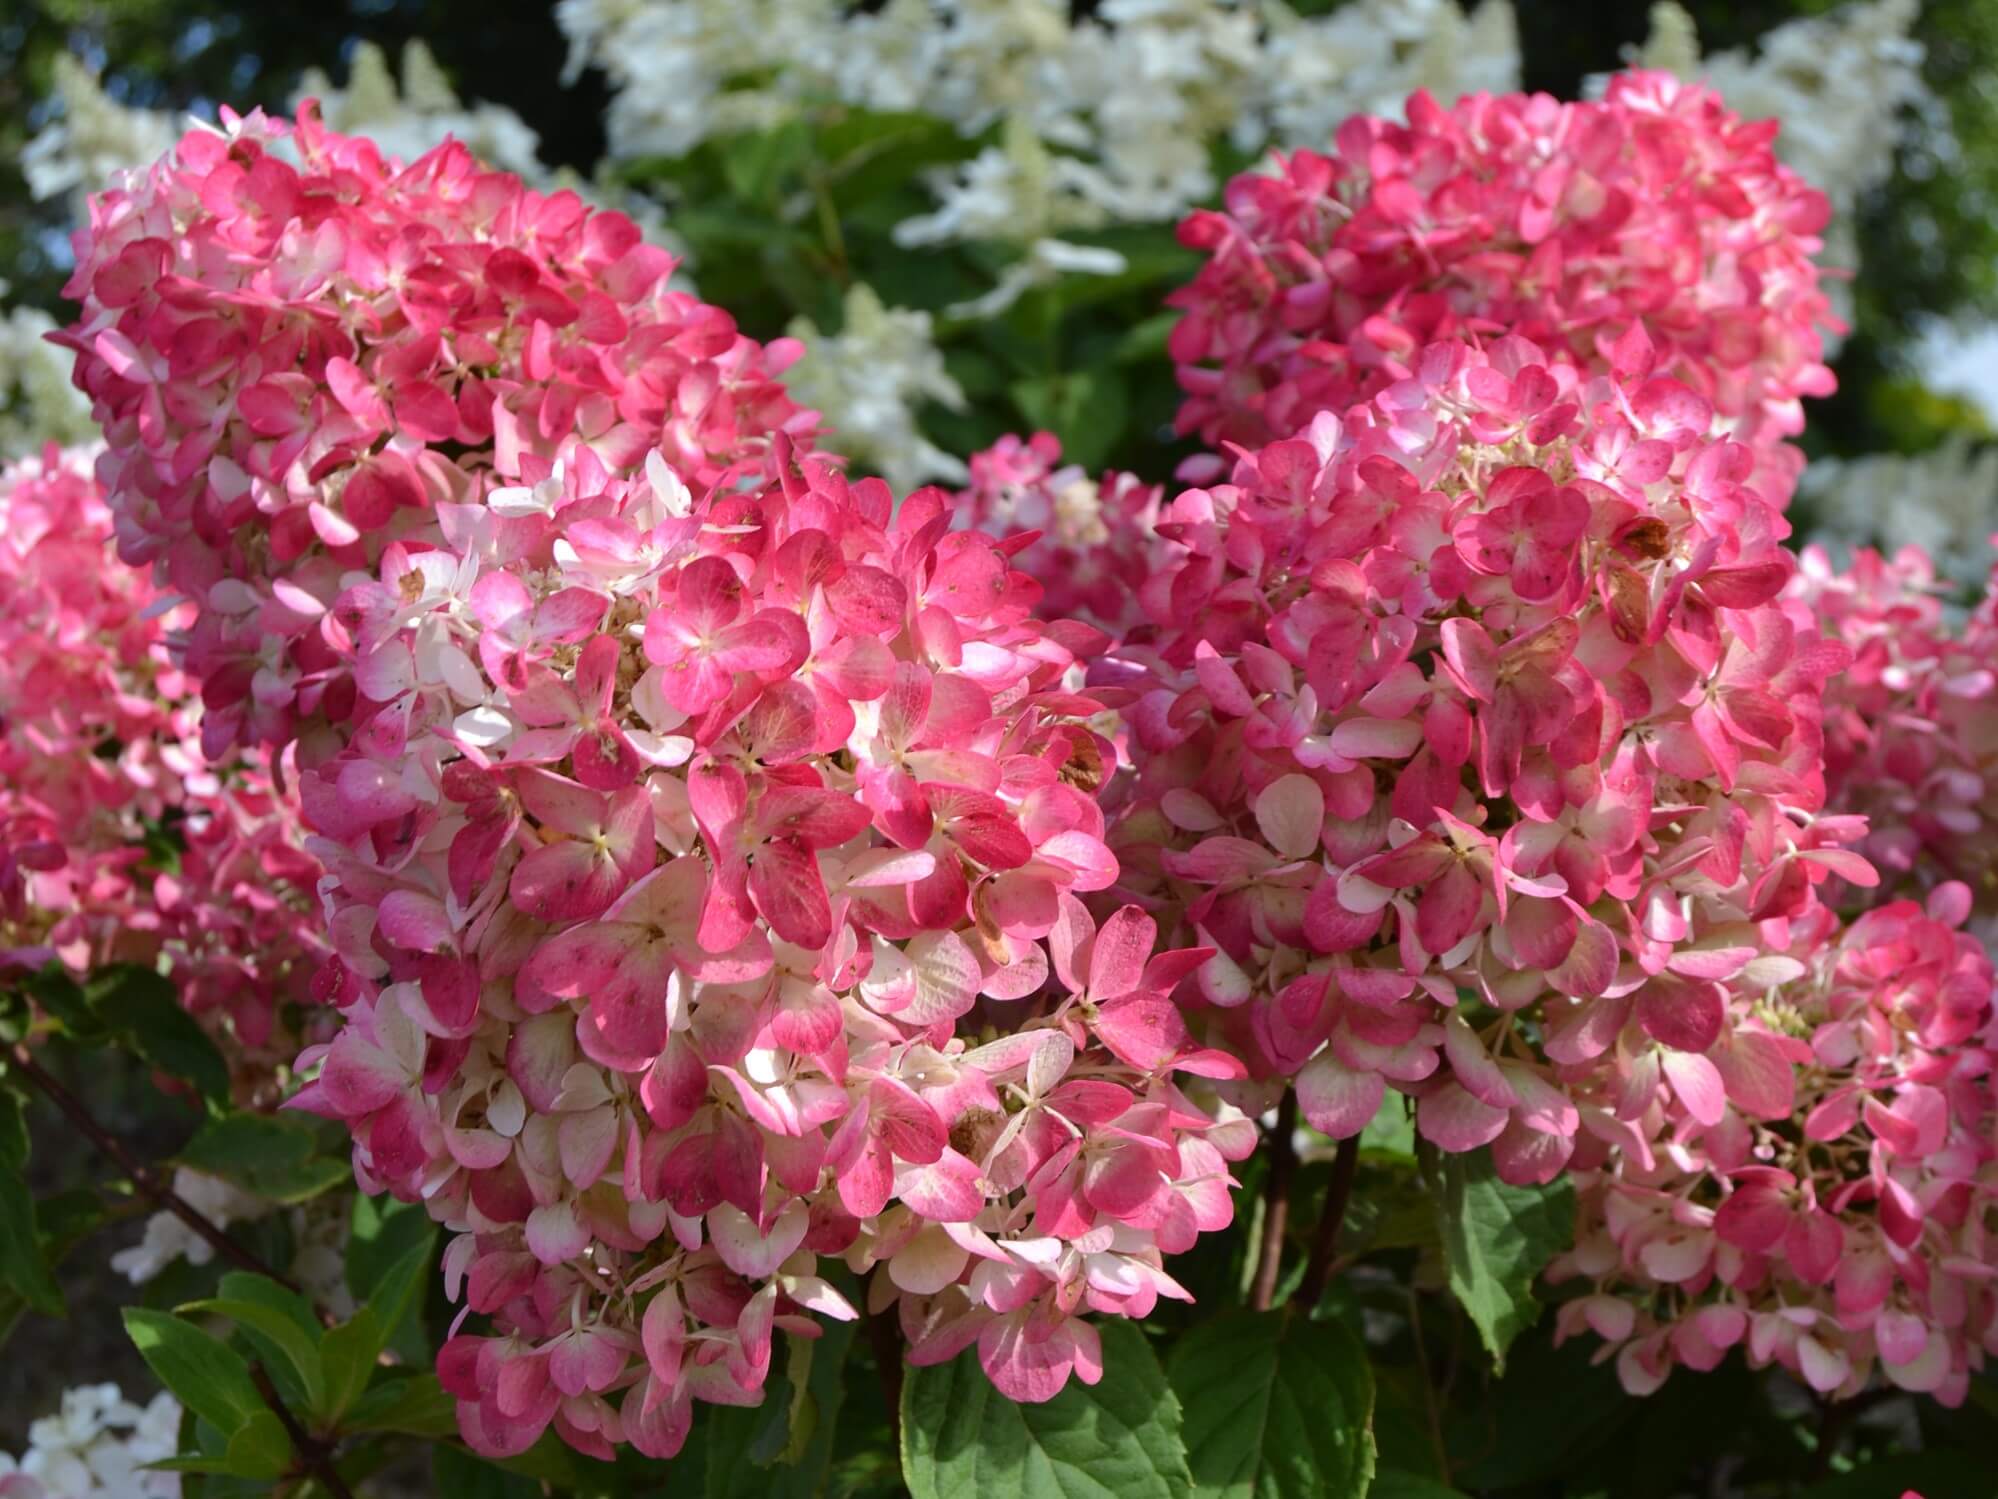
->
1084;334;1869;1187
1549;887;1998;1405
1169;72;1837;504
1788;544;1998;902
60;75;1998;1448
0;446;324;1075
274;432;1249;1458
56;103;813;760
957;432;1167;637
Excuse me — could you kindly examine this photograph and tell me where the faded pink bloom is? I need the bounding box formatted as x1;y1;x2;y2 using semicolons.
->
0;446;325;1086
1550;889;1998;1408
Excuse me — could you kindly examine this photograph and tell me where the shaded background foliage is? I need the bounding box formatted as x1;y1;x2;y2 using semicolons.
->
5;3;1998;1496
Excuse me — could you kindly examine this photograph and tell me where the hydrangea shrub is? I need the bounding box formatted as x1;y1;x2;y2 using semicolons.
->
1;30;1994;1499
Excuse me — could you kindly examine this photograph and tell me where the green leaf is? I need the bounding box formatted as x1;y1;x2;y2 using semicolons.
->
707;1317;857;1499
901;1320;1191;1499
1445;1329;1631;1491
0;1161;63;1316
342;1373;459;1437
222;1410;294;1481
147;1456;247;1476
1433;1152;1573;1371
1008;371;1129;474
433;1445;544;1499
85;964;231;1105
1167;1309;1375;1499
817;110;978;210
486;1430;609;1488
320;1232;431;1422
720;119;812;205
178;1295;325;1416
1358;1095;1416;1164
362;1233;434;1346
124;1307;266;1436
1112;311;1179;366
1366;1473;1467;1499
347;1193;436;1300
316;1312;379;1426
178;1113;350;1204
24;968;104;1042
0;1087;27;1171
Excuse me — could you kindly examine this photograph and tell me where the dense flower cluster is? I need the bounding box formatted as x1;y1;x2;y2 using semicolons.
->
43;42;1998;1462
1622;0;1925;243
787;285;968;491
0;1383;179;1499
562;0;1522;244
0;447;322;1072
1800;437;1998;590
1168;72;1838;505
57;104;812;758
1550;887;1998;1405
264;430;1248;1455
1078;335;1867;1187
1789;544;1998;902
957;431;1166;636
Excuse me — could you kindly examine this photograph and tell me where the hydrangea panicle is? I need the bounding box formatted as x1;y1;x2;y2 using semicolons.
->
1169;72;1837;503
58;103;815;758
0;445;323;1082
270;432;1248;1456
1550;887;1998;1405
1073;336;1867;1195
1790;543;1998;905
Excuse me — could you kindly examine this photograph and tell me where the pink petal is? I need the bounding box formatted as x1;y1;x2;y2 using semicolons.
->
1088;905;1157;1000
1417;1081;1508;1152
896;1148;985;1221
1637;975;1724;1053
510;838;628;922
978;1311;1079;1404
1295;1053;1384;1139
707;1202;809;1279
902;929;982;1025
525;1199;590;1265
1253;774;1324;859
748;839;832;948
1662;1050;1727;1127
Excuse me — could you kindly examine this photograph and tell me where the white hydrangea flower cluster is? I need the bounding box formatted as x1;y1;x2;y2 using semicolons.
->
17;56;180;214
107;1170;270;1286
0;298;96;459
109;1169;358;1320
0;1386;179;1499
561;0;1522;308
1256;0;1520;149
785;284;969;489
296;38;547;181
1801;434;1998;589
